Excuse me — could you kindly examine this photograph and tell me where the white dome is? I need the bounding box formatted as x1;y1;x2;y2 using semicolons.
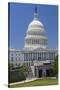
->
24;8;48;49
29;19;43;27
27;19;45;36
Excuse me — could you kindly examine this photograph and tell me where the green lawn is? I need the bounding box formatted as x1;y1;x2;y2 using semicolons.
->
9;78;58;88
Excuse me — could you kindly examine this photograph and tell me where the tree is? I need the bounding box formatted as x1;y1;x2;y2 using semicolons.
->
8;63;13;71
8;64;26;83
8;63;31;83
20;63;29;79
53;55;58;77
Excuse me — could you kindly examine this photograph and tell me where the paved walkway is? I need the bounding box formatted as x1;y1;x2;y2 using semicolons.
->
9;78;38;86
9;77;56;86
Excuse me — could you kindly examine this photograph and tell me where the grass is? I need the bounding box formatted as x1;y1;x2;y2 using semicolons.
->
9;78;58;88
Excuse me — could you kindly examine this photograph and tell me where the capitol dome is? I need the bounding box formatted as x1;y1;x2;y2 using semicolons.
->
29;19;43;27
24;7;48;49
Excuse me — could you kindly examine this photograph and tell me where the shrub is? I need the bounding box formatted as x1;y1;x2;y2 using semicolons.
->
8;70;26;83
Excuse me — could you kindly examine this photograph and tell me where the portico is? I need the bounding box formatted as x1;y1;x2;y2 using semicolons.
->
32;64;53;78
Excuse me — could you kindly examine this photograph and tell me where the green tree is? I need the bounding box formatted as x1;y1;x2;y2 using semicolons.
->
8;63;13;71
20;63;31;79
53;55;58;76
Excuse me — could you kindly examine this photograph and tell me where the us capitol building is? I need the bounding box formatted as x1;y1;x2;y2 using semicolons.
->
9;7;57;77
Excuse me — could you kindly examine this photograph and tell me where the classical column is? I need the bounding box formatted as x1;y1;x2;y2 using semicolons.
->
37;53;38;60
31;65;35;77
36;66;39;77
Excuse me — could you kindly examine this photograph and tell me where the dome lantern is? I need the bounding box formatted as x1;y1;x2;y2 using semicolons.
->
34;7;38;20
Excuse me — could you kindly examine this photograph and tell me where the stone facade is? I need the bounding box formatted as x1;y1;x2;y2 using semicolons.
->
8;48;57;77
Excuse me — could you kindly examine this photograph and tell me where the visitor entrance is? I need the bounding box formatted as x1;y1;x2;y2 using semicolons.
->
38;69;42;77
46;69;53;77
46;69;50;77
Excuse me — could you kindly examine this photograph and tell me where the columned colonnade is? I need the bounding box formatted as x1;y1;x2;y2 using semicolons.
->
24;51;55;62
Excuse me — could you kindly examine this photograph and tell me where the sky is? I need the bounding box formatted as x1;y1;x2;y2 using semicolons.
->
8;3;58;49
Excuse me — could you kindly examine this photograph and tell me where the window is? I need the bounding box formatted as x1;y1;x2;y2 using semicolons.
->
32;40;33;44
11;57;13;62
18;57;20;61
38;53;41;60
16;57;17;61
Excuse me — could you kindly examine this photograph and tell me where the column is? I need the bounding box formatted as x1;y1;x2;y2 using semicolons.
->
31;66;35;77
36;66;39;77
41;52;42;61
37;53;38;60
28;53;30;66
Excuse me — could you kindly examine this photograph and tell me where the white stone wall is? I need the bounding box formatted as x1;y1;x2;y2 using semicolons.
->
8;48;57;69
8;49;24;67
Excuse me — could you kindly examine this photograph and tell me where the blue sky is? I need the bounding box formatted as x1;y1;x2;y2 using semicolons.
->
8;3;58;49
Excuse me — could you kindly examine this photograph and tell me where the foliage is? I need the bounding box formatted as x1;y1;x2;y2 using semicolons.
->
8;63;13;71
8;70;25;83
8;63;30;83
53;55;58;75
20;63;31;78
